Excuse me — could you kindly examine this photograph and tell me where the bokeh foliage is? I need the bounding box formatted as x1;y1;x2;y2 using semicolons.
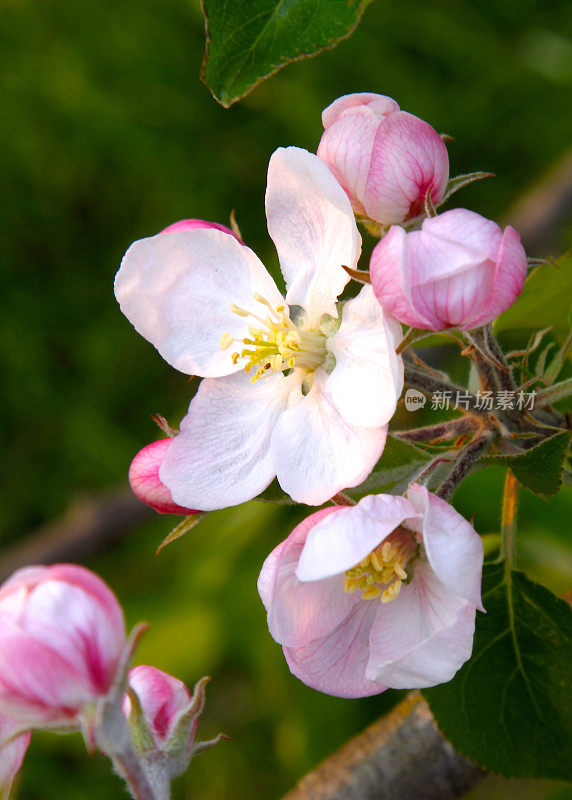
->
1;0;571;797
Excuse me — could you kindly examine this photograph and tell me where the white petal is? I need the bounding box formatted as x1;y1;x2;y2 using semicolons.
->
406;484;484;610
296;494;418;581
159;371;296;511
266;147;361;322
326;286;404;428
115;229;283;377
258;508;360;648
271;370;387;505
366;565;473;688
283;602;386;698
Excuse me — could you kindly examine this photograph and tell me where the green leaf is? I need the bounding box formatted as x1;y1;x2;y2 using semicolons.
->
485;430;571;496
201;0;371;107
495;253;572;341
424;564;572;780
347;435;431;499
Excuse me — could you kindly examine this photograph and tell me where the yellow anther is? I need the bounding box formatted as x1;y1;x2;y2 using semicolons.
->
381;542;393;561
370;550;383;572
362;585;382;600
288;357;295;368
381;580;402;603
276;304;285;312
253;293;268;304
230;304;249;317
343;577;359;594
395;563;407;580
231;352;240;365
219;331;234;351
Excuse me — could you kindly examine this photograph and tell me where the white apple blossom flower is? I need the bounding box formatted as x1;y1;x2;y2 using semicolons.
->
115;148;403;510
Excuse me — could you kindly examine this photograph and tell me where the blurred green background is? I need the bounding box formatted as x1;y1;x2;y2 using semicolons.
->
1;0;571;797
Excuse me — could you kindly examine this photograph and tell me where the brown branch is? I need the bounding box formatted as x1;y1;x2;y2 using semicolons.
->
0;488;154;583
280;692;484;800
504;145;572;255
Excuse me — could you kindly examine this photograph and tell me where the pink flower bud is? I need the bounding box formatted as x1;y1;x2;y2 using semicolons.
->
0;564;126;726
129;439;200;515
0;715;30;798
317;93;449;225
122;665;198;750
160;219;241;242
370;209;528;330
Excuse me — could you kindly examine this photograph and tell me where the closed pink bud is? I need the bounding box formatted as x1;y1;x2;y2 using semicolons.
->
0;714;30;798
160;219;241;242
370;209;528;331
129;439;200;515
123;665;197;749
317;93;449;225
0;564;126;725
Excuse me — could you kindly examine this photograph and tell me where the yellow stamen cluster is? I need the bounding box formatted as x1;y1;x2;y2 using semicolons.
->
343;537;413;604
219;294;326;383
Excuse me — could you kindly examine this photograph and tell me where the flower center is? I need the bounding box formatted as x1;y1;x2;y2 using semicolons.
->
220;294;327;383
343;528;418;604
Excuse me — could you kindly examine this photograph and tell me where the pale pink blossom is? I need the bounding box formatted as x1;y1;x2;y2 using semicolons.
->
129;439;200;515
160;219;240;241
0;714;30;799
122;665;198;750
115;147;403;510
0;564;126;725
370;209;527;330
258;485;483;697
317;93;449;225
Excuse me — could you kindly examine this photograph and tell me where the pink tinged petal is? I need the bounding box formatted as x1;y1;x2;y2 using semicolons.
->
258;508;361;648
160;218;240;242
321;93;400;128
0;715;30;796
325;286;404;428
296;494;418;582
363;112;449;225
406;484;484;610
408;210;503;329
317;105;383;214
160;371;296;511
114;228;283;378
366;564;474;688
271;370;387;506
265;147;361;322
129;439;200;515
124;666;191;746
283;602;387;698
370;226;434;329
468;225;527;328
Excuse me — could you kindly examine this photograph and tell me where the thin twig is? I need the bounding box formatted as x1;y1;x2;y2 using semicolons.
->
435;434;494;501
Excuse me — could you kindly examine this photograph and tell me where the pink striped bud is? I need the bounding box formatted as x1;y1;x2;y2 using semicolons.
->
123;666;199;751
370;209;528;331
0;715;30;799
160;219;241;242
317;93;449;225
129;439;200;515
0;565;126;726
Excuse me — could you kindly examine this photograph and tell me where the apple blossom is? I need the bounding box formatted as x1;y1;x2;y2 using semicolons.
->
115;147;404;510
0;564;126;726
317;93;449;225
0;715;30;799
258;484;483;698
369;209;528;330
129;439;200;515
